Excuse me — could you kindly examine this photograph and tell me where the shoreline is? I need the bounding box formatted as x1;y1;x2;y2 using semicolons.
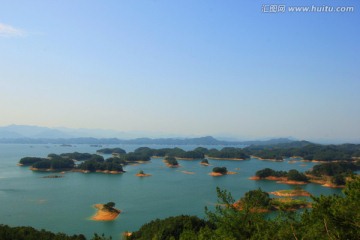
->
135;173;152;177
91;204;121;221
249;176;308;185
209;171;237;176
206;156;246;161
252;156;283;162
200;162;210;166
29;167;125;174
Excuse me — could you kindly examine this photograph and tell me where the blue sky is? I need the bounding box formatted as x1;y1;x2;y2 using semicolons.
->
0;0;359;142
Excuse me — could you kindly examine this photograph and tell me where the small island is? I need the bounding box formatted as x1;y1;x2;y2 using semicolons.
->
135;170;151;177
91;202;121;221
164;157;180;168
200;159;210;166
42;175;64;179
209;167;237;176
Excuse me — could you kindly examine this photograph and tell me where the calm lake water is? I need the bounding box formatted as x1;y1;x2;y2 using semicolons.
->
0;144;342;239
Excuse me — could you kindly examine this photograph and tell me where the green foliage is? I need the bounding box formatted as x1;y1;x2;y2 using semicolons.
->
165;157;178;166
127;215;210;240
193;147;209;155
103;202;116;211
207;147;250;159
254;149;284;160
332;174;346;185
212;167;227;174
75;155;126;172
255;168;308;181
255;168;287;178
96;148;126;155
32;160;51;169
19;157;47;165
200;159;209;164
244;142;360;161
308;162;360;177
0;224;86;240
59;152;99;161
123;152;151;162
287;169;308;182
241;188;272;209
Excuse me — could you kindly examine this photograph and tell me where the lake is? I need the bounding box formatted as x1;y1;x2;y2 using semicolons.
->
0;144;342;239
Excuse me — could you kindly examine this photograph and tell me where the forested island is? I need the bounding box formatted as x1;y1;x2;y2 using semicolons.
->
209;167;236;176
243;140;360;161
252;161;360;187
251;168;309;184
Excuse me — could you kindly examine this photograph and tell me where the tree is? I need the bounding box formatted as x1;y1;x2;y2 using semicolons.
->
332;174;346;185
212;167;227;174
287;169;308;182
241;188;271;209
104;202;115;209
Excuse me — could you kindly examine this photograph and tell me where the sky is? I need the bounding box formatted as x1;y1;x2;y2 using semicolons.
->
0;0;359;142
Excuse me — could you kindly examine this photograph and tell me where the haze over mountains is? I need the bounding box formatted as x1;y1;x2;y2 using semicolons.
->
0;125;294;145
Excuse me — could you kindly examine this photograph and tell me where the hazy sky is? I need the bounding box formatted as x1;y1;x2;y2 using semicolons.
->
0;0;359;142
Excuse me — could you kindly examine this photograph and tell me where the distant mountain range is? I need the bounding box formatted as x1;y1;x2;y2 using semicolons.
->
0;125;294;146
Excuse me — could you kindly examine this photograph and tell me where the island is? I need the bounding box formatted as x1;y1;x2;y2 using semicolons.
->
135;170;151;177
91;202;121;221
42;175;64;179
209;167;236;176
251;162;360;188
200;159;210;166
250;168;309;184
243;140;360;162
306;162;360;188
164;157;179;168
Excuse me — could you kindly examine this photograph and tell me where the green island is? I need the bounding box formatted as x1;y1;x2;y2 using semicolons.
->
135;170;151;177
243;141;360;161
251;168;309;184
252;161;360;187
209;166;236;176
200;158;209;166
164;156;179;167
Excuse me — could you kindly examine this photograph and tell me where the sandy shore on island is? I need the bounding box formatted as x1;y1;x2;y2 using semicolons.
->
91;204;121;221
181;171;195;175
209;171;237;176
135;173;152;177
249;176;308;185
200;162;210;166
